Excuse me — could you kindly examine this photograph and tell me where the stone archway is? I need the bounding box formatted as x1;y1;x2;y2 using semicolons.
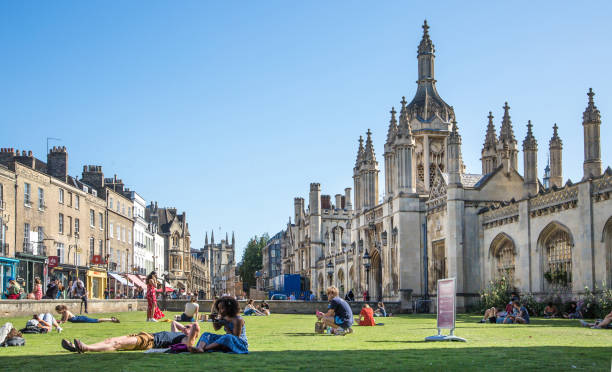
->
603;217;612;286
337;268;345;296
348;265;355;293
489;233;517;283
369;250;383;302
537;221;574;292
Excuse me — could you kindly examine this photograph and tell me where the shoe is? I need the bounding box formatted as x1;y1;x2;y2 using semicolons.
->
478;319;485;323
57;326;63;333
73;339;86;354
61;339;77;352
346;327;353;334
150;318;157;322
333;328;347;336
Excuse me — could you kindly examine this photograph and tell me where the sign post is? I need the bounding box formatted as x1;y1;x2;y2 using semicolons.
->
425;277;466;342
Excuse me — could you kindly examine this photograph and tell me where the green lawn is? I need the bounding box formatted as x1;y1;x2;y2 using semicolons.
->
0;311;610;371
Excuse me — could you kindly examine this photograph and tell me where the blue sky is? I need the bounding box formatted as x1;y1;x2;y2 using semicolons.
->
1;1;611;259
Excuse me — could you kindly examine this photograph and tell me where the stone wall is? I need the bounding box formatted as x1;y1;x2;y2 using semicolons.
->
0;299;148;318
159;299;402;315
0;299;402;318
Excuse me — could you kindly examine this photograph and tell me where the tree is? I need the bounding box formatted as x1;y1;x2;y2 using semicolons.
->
239;234;268;294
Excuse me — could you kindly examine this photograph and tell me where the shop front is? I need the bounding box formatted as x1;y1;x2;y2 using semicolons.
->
15;252;47;294
86;268;107;299
0;257;19;296
49;264;88;299
108;272;134;299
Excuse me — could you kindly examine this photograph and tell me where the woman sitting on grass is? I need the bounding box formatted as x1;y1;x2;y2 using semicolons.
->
190;296;248;354
176;297;199;322
544;302;558;318
563;301;583;319
374;302;388;317
243;299;265;316
55;305;120;324
478;307;499;323
257;301;271;316
358;304;376;326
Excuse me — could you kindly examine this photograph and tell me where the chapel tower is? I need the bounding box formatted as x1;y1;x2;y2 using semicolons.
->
582;88;602;179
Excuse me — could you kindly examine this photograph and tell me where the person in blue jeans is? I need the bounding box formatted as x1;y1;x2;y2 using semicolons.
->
55;305;120;324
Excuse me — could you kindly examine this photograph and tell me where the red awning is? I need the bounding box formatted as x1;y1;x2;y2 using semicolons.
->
125;274;147;290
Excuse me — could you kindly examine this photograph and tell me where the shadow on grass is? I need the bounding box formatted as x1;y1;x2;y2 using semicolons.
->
1;346;609;371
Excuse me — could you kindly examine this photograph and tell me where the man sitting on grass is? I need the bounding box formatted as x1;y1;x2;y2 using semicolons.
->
315;286;353;335
579;310;612;329
60;320;200;353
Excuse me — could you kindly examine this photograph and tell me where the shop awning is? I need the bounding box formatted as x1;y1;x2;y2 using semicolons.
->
109;272;132;287
125;274;147;290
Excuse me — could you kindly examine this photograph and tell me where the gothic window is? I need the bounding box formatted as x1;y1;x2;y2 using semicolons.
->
429;164;437;189
429;240;446;292
494;241;515;280
543;228;572;289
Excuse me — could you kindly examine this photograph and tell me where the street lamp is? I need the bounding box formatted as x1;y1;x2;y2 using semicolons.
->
69;233;80;280
326;260;334;287
363;249;371;301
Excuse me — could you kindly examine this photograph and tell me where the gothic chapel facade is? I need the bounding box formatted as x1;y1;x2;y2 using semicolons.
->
283;21;612;309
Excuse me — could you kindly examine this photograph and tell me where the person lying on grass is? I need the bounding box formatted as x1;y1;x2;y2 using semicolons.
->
61;320;199;353
579;310;612;329
315;286;353;335
189;296;248;354
55;305;120;324
27;313;63;333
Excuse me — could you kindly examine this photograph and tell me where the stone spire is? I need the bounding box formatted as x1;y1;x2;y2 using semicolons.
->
481;111;498;174
226;232;229;244
447;119;463;186
355;136;364;168
522;120;539;196
399;96;408;128
232;231;235;247
211;230;215;244
497;102;519;171
406;21;454;124
549;123;563;188
386;107;398;145
205;232;208;246
364;129;376;163
582;88;602;179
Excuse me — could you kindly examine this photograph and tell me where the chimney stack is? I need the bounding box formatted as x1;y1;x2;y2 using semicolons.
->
47;146;68;181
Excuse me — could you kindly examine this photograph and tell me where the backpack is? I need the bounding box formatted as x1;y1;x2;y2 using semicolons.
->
2;337;25;347
315;321;326;334
20;325;47;334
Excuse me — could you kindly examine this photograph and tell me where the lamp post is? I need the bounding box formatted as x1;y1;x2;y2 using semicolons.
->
363;249;371;301
326;260;334;287
162;270;169;311
69;233;80;280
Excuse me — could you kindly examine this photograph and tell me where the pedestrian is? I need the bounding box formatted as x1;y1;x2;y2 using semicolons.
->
71;278;88;314
44;278;59;299
6;278;22;299
146;271;164;322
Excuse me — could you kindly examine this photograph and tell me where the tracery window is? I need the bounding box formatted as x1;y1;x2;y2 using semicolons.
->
544;230;572;289
494;242;515;280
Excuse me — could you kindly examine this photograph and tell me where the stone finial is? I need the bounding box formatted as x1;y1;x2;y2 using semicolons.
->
364;129;376;162
483;111;498;149
499;102;516;143
386;107;398;144
418;19;435;55
549;123;562;149
583;87;601;124
523;120;538;150
355;136;365;167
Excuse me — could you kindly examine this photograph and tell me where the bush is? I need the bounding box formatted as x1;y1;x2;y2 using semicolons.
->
520;292;545;317
582;283;612;319
479;277;515;312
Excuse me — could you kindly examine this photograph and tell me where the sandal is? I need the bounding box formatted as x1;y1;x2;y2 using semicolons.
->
61;339;77;352
74;338;86;354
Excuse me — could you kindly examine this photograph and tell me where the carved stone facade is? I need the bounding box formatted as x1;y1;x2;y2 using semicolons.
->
282;21;611;309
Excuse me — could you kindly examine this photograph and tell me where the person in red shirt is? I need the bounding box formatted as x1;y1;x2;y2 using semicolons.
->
358;304;376;326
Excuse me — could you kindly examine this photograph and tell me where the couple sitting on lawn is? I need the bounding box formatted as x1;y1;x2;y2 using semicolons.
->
480;301;530;324
243;299;270;316
60;296;248;354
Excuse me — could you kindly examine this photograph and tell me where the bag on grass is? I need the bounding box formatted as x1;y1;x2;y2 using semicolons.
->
166;343;190;353
20;325;47;334
2;337;25;347
315;321;325;334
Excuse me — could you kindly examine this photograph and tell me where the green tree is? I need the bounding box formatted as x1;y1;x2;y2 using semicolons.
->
239;234;268;294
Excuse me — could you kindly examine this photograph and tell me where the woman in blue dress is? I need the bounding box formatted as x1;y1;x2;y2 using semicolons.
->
192;296;248;354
